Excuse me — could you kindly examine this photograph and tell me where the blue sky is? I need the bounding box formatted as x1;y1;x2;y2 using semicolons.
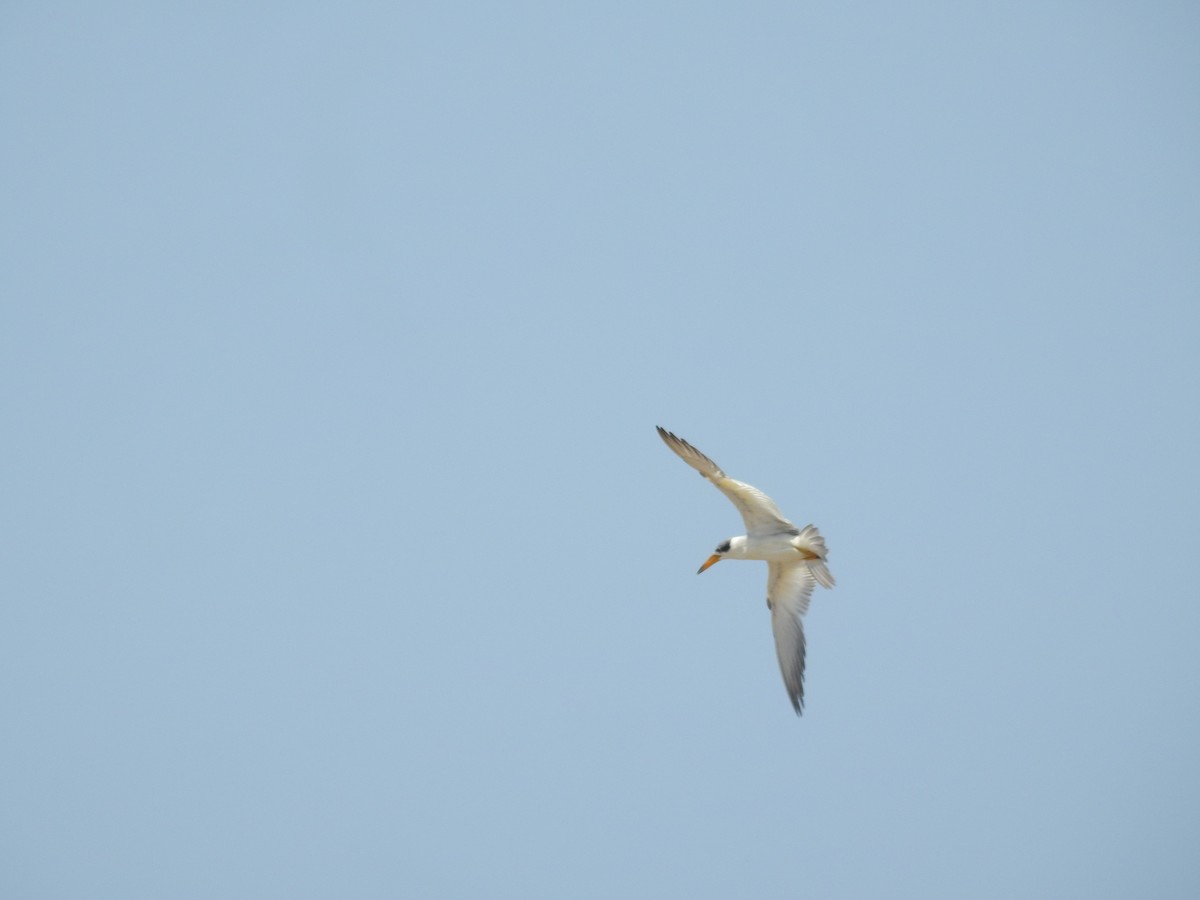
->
2;3;1198;898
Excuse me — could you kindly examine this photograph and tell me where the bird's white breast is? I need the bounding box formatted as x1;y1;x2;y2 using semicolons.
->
729;533;807;562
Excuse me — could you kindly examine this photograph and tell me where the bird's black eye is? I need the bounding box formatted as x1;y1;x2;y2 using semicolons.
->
716;540;731;554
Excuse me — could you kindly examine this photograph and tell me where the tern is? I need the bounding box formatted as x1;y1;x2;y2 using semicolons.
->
656;426;835;714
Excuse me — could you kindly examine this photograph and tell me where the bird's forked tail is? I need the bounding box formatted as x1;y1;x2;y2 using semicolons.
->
795;524;836;589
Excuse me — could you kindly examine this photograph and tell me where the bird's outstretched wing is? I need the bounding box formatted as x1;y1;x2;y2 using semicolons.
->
767;561;819;714
656;427;796;537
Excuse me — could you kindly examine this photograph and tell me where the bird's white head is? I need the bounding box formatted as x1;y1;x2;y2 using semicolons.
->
696;536;747;573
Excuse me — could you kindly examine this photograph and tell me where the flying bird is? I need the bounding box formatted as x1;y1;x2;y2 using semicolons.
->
656;426;835;714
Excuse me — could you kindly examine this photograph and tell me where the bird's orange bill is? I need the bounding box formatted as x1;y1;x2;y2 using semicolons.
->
697;554;721;574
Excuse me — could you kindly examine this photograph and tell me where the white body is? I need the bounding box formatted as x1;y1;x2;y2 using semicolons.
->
720;532;825;563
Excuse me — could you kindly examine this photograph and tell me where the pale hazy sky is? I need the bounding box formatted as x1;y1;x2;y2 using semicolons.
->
3;3;1198;898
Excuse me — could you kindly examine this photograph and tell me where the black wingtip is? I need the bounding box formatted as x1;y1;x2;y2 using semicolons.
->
790;685;805;715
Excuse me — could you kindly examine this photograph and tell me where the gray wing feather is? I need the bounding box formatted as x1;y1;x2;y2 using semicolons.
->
656;427;796;536
768;562;818;715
